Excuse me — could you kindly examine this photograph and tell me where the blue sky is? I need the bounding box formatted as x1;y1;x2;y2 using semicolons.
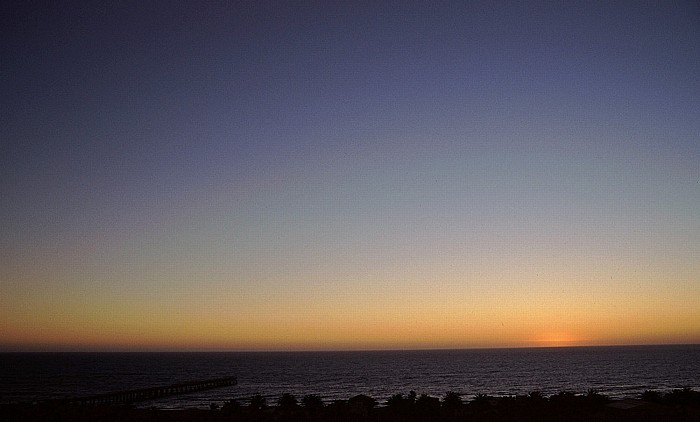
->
1;0;699;350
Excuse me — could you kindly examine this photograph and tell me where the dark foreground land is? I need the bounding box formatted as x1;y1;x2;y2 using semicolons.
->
3;389;700;421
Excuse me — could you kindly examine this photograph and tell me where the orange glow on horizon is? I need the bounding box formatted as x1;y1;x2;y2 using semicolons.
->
528;331;585;348
2;269;699;351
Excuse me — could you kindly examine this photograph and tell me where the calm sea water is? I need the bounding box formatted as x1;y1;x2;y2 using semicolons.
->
1;345;699;409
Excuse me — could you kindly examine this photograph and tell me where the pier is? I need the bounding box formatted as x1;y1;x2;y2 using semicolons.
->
64;376;237;406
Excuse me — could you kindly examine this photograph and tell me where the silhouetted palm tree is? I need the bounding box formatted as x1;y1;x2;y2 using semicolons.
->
278;393;298;410
442;391;463;409
416;393;440;415
301;394;324;410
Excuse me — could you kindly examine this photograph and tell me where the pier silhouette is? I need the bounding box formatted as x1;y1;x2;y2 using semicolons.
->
62;376;237;406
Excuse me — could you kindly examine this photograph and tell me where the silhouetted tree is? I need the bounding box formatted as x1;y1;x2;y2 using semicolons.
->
221;398;241;414
550;391;577;406
249;394;267;410
387;392;415;418
386;393;405;409
407;390;417;404
527;391;546;404
326;399;348;420
278;393;298;410
550;391;575;400
641;390;663;403
301;394;324;410
585;389;609;407
348;394;377;419
442;391;463;409
666;387;699;406
471;393;491;407
416;393;440;418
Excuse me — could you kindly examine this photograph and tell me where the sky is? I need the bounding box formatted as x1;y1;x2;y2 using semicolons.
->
1;0;699;351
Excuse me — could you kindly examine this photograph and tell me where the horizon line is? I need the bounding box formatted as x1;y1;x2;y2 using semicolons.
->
2;342;698;353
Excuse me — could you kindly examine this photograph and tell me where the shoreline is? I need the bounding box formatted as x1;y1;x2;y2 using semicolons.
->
3;389;699;421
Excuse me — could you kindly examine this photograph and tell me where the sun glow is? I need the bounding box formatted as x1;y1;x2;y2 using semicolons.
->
530;332;583;348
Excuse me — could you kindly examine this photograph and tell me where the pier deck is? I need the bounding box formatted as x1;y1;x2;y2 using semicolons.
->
63;376;237;405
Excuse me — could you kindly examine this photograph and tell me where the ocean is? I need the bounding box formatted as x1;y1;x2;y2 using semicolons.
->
1;345;699;409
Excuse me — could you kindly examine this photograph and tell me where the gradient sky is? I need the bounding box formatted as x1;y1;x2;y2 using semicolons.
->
1;0;699;351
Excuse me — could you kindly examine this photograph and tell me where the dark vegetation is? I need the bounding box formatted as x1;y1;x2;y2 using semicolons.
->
2;388;700;421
